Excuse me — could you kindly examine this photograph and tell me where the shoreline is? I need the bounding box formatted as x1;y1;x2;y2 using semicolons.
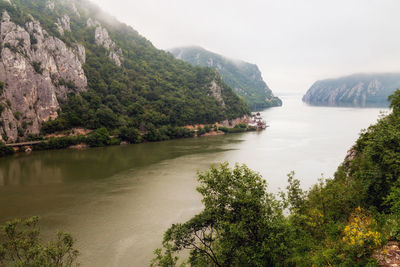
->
0;113;267;158
0;125;262;159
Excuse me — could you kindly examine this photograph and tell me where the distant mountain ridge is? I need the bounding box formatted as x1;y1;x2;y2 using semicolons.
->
169;46;282;110
302;73;400;107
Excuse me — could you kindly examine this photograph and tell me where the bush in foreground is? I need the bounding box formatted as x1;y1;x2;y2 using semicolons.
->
0;217;79;267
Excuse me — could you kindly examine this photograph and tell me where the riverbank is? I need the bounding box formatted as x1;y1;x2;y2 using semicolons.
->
0;120;259;158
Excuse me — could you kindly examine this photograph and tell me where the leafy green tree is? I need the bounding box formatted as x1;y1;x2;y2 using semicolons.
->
152;163;289;267
118;126;142;144
388;88;400;113
85;127;111;147
0;217;79;267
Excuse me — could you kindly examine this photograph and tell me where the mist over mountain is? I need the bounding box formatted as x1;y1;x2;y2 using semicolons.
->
302;73;400;107
169;46;282;110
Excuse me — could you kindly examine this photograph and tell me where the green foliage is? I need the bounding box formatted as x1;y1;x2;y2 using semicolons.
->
281;90;400;265
150;244;179;267
218;126;229;133
142;125;194;142
35;136;83;150
152;163;289;267
0;81;4;95
31;61;43;74
389;89;400;114
118;126;142;144
196;126;206;136
0;216;79;267
226;127;246;133
334;91;400;212
85;127;111;147
170;47;282;110
41;118;70;135
13;111;21;120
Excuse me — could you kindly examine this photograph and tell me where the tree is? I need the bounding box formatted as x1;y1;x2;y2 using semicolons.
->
0;217;79;267
389;89;400;113
85;127;111;147
118;126;142;144
151;163;289;267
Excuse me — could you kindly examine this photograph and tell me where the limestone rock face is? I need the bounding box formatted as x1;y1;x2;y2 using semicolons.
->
55;15;71;35
209;80;225;107
0;11;87;142
46;0;55;11
87;18;123;66
302;73;400;107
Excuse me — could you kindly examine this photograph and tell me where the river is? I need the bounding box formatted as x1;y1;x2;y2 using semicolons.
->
0;95;388;266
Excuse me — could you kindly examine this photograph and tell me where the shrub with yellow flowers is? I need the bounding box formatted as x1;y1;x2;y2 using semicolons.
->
341;207;382;261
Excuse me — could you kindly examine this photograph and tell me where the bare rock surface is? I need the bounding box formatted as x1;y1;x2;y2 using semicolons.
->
375;241;400;267
0;11;87;142
302;73;400;107
55;15;71;35
87;18;123;66
209;80;225;107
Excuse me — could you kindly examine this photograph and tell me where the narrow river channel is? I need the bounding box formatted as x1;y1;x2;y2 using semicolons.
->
0;95;388;266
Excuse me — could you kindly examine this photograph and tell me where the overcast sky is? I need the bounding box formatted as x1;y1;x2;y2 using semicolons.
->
91;0;400;94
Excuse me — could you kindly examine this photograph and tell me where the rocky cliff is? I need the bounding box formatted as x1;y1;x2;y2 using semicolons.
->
0;0;249;143
0;9;86;142
302;73;400;107
169;46;282;110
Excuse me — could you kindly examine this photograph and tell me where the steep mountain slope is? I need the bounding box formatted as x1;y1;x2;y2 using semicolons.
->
303;73;400;107
0;0;249;143
169;46;282;110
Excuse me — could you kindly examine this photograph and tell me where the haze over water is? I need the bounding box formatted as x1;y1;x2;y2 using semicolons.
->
0;95;387;266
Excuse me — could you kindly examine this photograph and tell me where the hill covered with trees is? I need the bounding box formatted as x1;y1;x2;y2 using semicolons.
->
170;46;282;110
0;0;249;144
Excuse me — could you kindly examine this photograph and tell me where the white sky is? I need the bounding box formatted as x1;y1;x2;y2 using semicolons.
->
91;0;400;94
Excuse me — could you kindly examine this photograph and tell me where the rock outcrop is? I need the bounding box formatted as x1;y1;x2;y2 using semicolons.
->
87;18;123;66
46;0;55;11
55;15;71;36
303;73;400;107
0;11;87;142
209;79;225;107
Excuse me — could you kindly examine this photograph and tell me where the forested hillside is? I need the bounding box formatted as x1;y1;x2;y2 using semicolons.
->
170;46;282;110
0;0;249;144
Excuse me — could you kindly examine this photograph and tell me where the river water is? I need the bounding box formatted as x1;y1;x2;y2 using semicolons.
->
0;95;388;266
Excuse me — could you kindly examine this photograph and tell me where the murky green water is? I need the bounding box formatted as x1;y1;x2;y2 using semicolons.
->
0;96;388;266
